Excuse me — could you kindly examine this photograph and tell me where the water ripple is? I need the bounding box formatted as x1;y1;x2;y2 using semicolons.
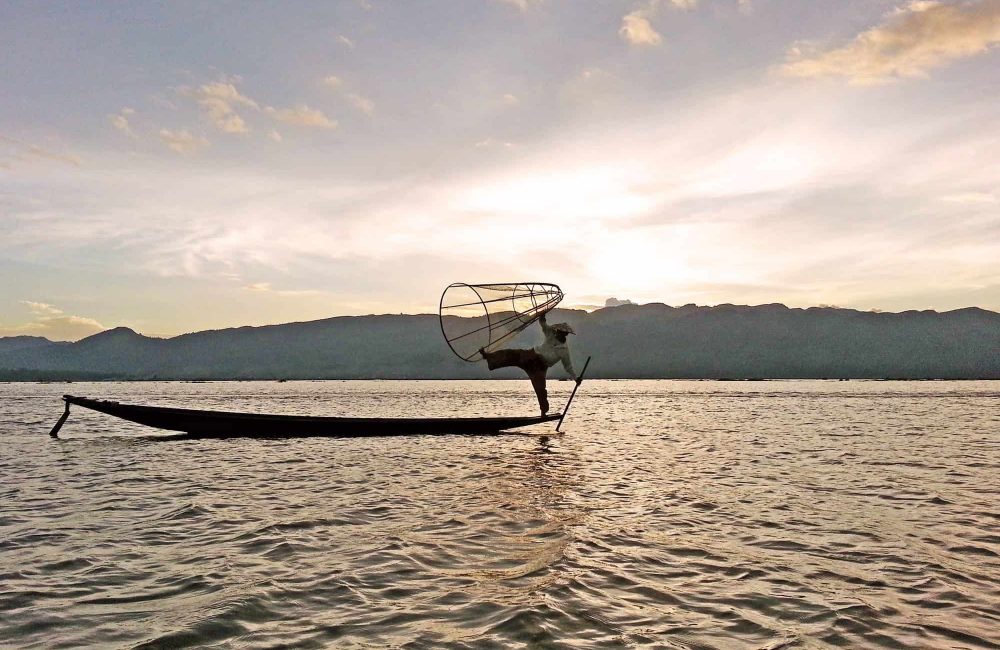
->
1;380;998;648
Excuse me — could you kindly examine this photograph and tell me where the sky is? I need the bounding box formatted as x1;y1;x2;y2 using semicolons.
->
1;0;998;340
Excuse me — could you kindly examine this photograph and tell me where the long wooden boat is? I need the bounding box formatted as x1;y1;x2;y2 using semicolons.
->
51;395;562;439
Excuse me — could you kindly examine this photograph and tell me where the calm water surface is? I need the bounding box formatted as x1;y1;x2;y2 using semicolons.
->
1;380;998;649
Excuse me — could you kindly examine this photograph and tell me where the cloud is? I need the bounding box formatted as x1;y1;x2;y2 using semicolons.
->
109;110;136;137
620;10;662;45
0;302;105;341
22;301;63;316
159;128;210;154
266;105;337;129
781;0;1000;84
109;114;132;135
6;64;997;318
336;34;355;49
243;282;320;297
0;134;81;169
323;75;343;89
195;82;258;108
737;0;752;15
669;0;698;8
347;93;375;116
268;130;283;142
0;315;107;341
502;93;519;105
183;81;259;133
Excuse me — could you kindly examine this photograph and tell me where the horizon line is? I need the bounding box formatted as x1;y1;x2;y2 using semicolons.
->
5;301;996;344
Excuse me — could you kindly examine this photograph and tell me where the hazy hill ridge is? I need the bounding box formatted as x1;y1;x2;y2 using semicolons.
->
1;304;997;380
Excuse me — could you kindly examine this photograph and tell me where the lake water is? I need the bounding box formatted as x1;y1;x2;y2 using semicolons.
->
1;380;998;649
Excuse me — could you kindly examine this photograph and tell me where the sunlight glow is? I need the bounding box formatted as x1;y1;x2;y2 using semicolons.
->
690;142;820;196
456;165;654;222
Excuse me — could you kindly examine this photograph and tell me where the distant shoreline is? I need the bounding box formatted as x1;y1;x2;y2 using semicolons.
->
3;305;997;381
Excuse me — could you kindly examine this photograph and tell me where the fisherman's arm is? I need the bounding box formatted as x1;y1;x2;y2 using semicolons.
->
560;349;578;383
539;313;554;336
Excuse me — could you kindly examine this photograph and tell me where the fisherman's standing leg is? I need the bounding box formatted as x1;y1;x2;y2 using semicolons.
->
528;370;549;416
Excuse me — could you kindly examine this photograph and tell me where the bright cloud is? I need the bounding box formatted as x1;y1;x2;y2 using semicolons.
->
782;0;1000;84
265;105;337;129
22;301;63;316
0;302;105;341
113;75;342;146
184;81;259;133
0;315;106;341
159;128;210;154
620;11;662;45
243;282;320;297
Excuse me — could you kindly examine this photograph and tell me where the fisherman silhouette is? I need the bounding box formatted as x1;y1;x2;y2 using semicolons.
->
480;314;578;416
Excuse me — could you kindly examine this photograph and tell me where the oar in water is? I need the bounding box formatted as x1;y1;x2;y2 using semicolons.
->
557;356;591;432
49;398;71;438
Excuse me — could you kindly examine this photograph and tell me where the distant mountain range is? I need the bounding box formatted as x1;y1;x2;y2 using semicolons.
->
1;303;997;380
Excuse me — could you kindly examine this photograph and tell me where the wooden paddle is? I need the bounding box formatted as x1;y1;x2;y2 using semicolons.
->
556;356;591;432
49;399;70;438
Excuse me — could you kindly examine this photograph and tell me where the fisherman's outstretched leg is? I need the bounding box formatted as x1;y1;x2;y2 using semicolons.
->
481;348;529;371
528;370;549;416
